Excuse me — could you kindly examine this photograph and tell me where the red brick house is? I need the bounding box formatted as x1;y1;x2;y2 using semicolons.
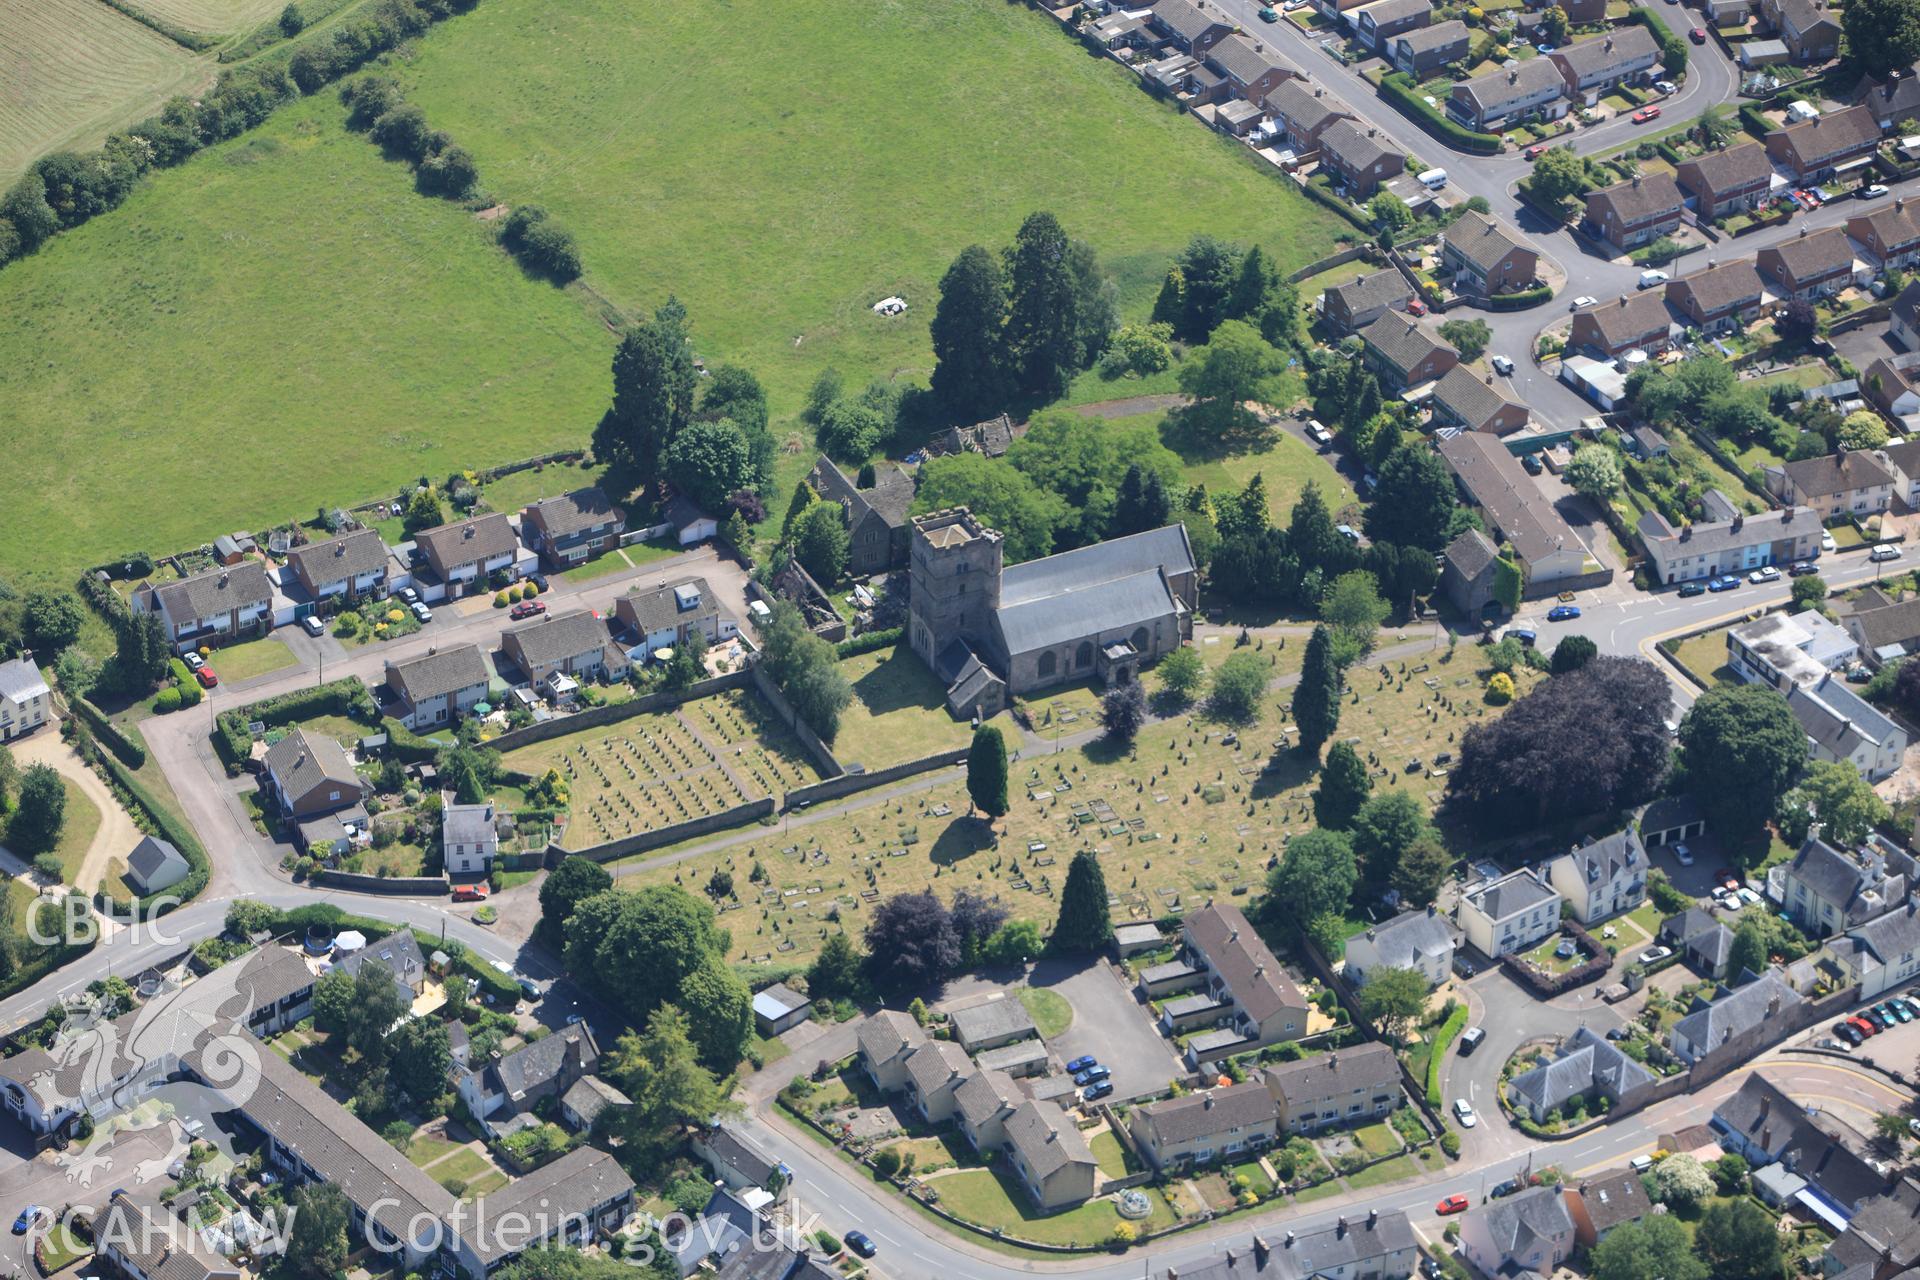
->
1318;119;1405;198
1674;143;1774;219
1848;199;1920;270
1764;105;1880;181
1358;313;1460;392
1569;292;1673;358
1664;259;1769;333
1583;173;1684;250
1756;226;1858;300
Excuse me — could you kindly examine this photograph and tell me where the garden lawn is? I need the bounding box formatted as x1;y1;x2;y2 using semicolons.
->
834;646;974;767
207;636;299;682
430;1148;495;1189
0;92;610;590
1351;1122;1400;1157
1101;408;1357;528
931;1169;1173;1245
1667;626;1738;689
406;1135;466;1168
16;778;104;888
1344;1155;1418;1188
1090;1131;1132;1180
1018;987;1074;1038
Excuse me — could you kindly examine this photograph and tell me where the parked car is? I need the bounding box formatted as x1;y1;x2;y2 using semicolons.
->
452;884;489;902
1259;5;1278;19
1678;581;1706;598
509;600;547;620
1491;355;1514;375
1570;295;1597;310
1689;26;1706;42
1630;1155;1654;1172
1458;1026;1486;1054
1874;544;1905;563
1508;628;1536;647
1073;1065;1111;1086
1453;955;1478;979
411;601;433;622
1336;524;1360;542
1672;843;1695;866
1835;1021;1865;1046
195;666;218;688
1788;560;1820;576
1065;1056;1098;1074
1639;946;1672;964
1453;1099;1477;1128
12;1208;43;1236
1547;604;1581;621
517;978;542;1002
1748;565;1780;583
301;615;326;636
845;1231;877;1259
1638;269;1669;289
399;586;420;605
1489;1179;1524;1199
1849;1015;1879;1037
1822;530;1837;552
1605;1026;1632;1041
1632;106;1662;124
1655;79;1677;94
1893;1001;1915;1024
1407;298;1429;317
1708;575;1741;592
182;652;205;671
1082;1080;1115;1102
1524;144;1547;161
1436;1194;1470;1215
1859;185;1892;201
1307;421;1334;445
527;573;550;592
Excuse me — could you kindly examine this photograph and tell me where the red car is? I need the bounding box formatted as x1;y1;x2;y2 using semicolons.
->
1689;26;1706;42
1524;144;1547;161
194;666;218;688
509;599;548;621
1850;1015;1880;1037
1632;106;1662;124
1436;1194;1470;1216
1407;298;1429;317
452;884;490;902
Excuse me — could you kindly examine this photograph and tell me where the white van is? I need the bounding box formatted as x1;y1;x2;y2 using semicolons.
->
1418;168;1449;189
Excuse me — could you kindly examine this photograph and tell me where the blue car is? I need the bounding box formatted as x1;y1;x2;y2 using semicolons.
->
12;1207;43;1236
1082;1080;1115;1102
1064;1055;1098;1074
1708;575;1741;592
1547;605;1580;621
845;1231;877;1258
1073;1065;1112;1086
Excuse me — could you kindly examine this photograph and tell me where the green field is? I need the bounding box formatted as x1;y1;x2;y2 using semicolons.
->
1100;410;1356;526
0;92;611;588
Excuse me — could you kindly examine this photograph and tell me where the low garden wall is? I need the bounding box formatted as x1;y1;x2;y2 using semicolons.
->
553;796;777;865
749;664;845;779
1285;244;1374;285
782;746;970;812
310;869;447;896
1498;919;1613;997
481;670;750;755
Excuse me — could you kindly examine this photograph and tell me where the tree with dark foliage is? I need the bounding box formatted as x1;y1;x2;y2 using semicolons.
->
1447;658;1671;832
538;857;611;949
1003;212;1082;401
1291;625;1343;758
967;725;1009;818
593;299;697;479
1050;850;1114;954
1100;681;1147;745
950;890;1009;967
864;891;960;994
1550;634;1597;674
1313;742;1371;829
1364;446;1457;551
1678;685;1805;860
930;245;1011;418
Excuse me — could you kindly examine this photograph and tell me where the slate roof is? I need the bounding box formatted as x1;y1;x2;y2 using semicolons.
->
149;561;273;624
415;512;518;571
1153;0;1232;41
1573;290;1671;348
1769;105;1880;167
1636;502;1817;560
1507;1026;1655;1117
1790;674;1905;762
1135;1080;1278;1144
1677;142;1774;197
1850;595;1920;659
1455;59;1564;114
462;1146;633;1265
1347;907;1455;971
1438;432;1586;568
1761;225;1857;283
1000;525;1194;607
1586;172;1683;227
1324;268;1411;320
700;1126;780;1187
1180;1211;1416;1280
809;455;915;529
1662;908;1735;971
483;1023;599;1104
1444;528;1501;581
1480;1185;1576;1263
1713;1074;1884;1209
619;577;722;639
264;728;358;804
950;998;1037;1046
1857;66;1920;121
1433;365;1525;431
525;487;623;539
95;1195;238;1280
1783;449;1895;499
955;1068;1024;1128
1266;80;1355;134
1360;312;1454;376
996;569;1179;657
1558;830;1645;891
442;798;497;849
1360;0;1430;25
125;835;189;892
1849;901;1920;968
560;1074;629;1129
1444;209;1531;275
1004;1099;1096;1181
1264;1042;1401;1107
1185;901;1306;1022
858;1009;927;1065
1209;33;1288;84
1396;18;1469;57
504;609;614;666
337;930;427;992
388;644;489;707
288;529;388;586
1787;834;1893;912
1857;202;1920;252
1669;258;1767;317
1465;868;1559;922
1551;26;1659;82
1576;1168;1649;1236
0;656;46;705
1672;970;1804;1054
240;945;318;1010
1320;118;1400;173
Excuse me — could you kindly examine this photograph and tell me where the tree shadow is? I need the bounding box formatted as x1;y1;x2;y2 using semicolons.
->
928;816;994;868
1159;402;1274;464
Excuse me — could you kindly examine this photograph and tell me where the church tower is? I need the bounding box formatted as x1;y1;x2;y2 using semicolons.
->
908;508;1002;671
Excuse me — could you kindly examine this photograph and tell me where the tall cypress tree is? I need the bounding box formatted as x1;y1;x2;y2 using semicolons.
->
1049;850;1114;954
930;244;1011;418
1003;212;1081;401
1291;624;1342;759
1313;741;1372;829
967;724;1009;819
592;297;698;479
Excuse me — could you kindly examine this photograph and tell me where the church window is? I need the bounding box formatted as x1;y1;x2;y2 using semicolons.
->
1039;651;1057;678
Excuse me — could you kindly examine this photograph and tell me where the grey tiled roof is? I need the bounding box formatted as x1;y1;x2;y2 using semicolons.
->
1636;502;1817;559
240;945;318;1010
996;569;1178;656
125;835;189;891
1508;1026;1654;1116
1479;1185;1575;1262
415;512;518;571
1347;907;1454;971
618;577;721;638
525;487;623;539
338;931;427;992
1180;1211;1416;1280
1669;258;1767;317
151;561;273;624
1004;1099;1096;1181
1264;1042;1400;1108
1559;830;1644;890
950;998;1037;1046
700;1126;779;1186
1790;675;1905;761
1136;1080;1277;1144
955;1068;1023;1127
462;1146;633;1264
1000;525;1194;608
1673;970;1804;1053
904;1041;971;1096
1770;106;1880;166
288;529;388;586
1444;528;1500;580
387;643;489;706
442;798;497;848
1433;365;1524;431
809;456;915;530
1438;432;1584;568
264;728;359;804
1762;225;1856;283
1858;203;1920;252
1849;901;1920;967
1576;1169;1649;1235
1456;59;1564;113
488;1023;599;1101
1360;312;1454;377
1586;173;1683;227
1857;66;1920;121
1208;33;1288;84
1320;118;1399;173
1324;267;1412;316
1677;142;1773;198
561;1074;629;1128
504;609;614;666
1360;0;1430;24
1266;80;1355;134
1396;18;1469;56
0;656;45;704
1443;210;1530;276
858;1010;927;1065
1784;449;1895;499
1186;901;1306;1023
1465;869;1558;922
1712;1074;1883;1210
1152;0;1232;41
1574;290;1671;348
1550;26;1659;81
96;1195;237;1280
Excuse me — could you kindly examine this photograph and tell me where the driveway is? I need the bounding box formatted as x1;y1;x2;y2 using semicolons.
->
2;719;142;896
1028;957;1184;1102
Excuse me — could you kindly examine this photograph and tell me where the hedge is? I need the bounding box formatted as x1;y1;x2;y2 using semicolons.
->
213;677;376;772
382;717;446;764
1738;102;1772;140
265;903;521;1002
1379;72;1501;155
168;659;203;709
72;698;147;768
85;730;211;918
1625;5;1687;76
1426;1005;1470;1108
1487;284;1554;311
1301;175;1375;232
835;628;903;660
75;571;133;626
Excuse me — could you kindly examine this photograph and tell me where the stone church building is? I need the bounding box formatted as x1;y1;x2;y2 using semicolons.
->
907;508;1197;719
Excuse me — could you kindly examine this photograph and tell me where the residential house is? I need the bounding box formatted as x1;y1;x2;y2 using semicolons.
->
132;561;275;653
1661;908;1736;979
1449;60;1567;132
950;999;1038;1053
1864;354;1920;425
123;836;190;896
1344;906;1455;988
1826;1180;1920;1279
1180;1215;1417;1280
1550;27;1661;104
1439;528;1502;617
1669;969;1806;1063
1003;1100;1098;1211
1506;1026;1656;1123
1831;900;1920;1001
457;1023;600;1138
1761;0;1841;63
1546;831;1647;927
1856;65;1920;132
1319;267;1411;335
1779;834;1912;937
1568;291;1673;359
1725;608;1857;690
446;1148;635;1280
1128;1080;1279;1171
1264;1043;1401;1134
1757;225;1860;300
384;644;489;730
806;457;916;577
520;488;626;570
1459;1186;1577;1279
1205;34;1301;104
1357;312;1459;392
1849;199;1920;270
1315;0;1376;25
1318;120;1406;198
1567;1169;1652;1247
440;796;497;877
902;1041;972;1125
1529;0;1602;21
857;1010;928;1092
693;1126;792;1200
1711;1074;1885;1223
1458;868;1561;958
1180;902;1311;1062
1893;282;1920;352
286;529;389;605
616;578;736;655
0;655;49;741
95;1195;242;1280
1675;143;1775;219
1765;105;1880;181
1265;81;1358;155
1636;501;1822;584
1439;209;1537;299
1391;19;1469;75
500;609;628;689
1843;592;1920;667
1789;673;1909;781
954;1069;1025;1153
1355;0;1430;52
414;513;521;598
1664;258;1770;334
1437;431;1594;589
1583;173;1684;250
557;1073;628;1135
1149;0;1234;54
337;931;428;1003
262;728;362;820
